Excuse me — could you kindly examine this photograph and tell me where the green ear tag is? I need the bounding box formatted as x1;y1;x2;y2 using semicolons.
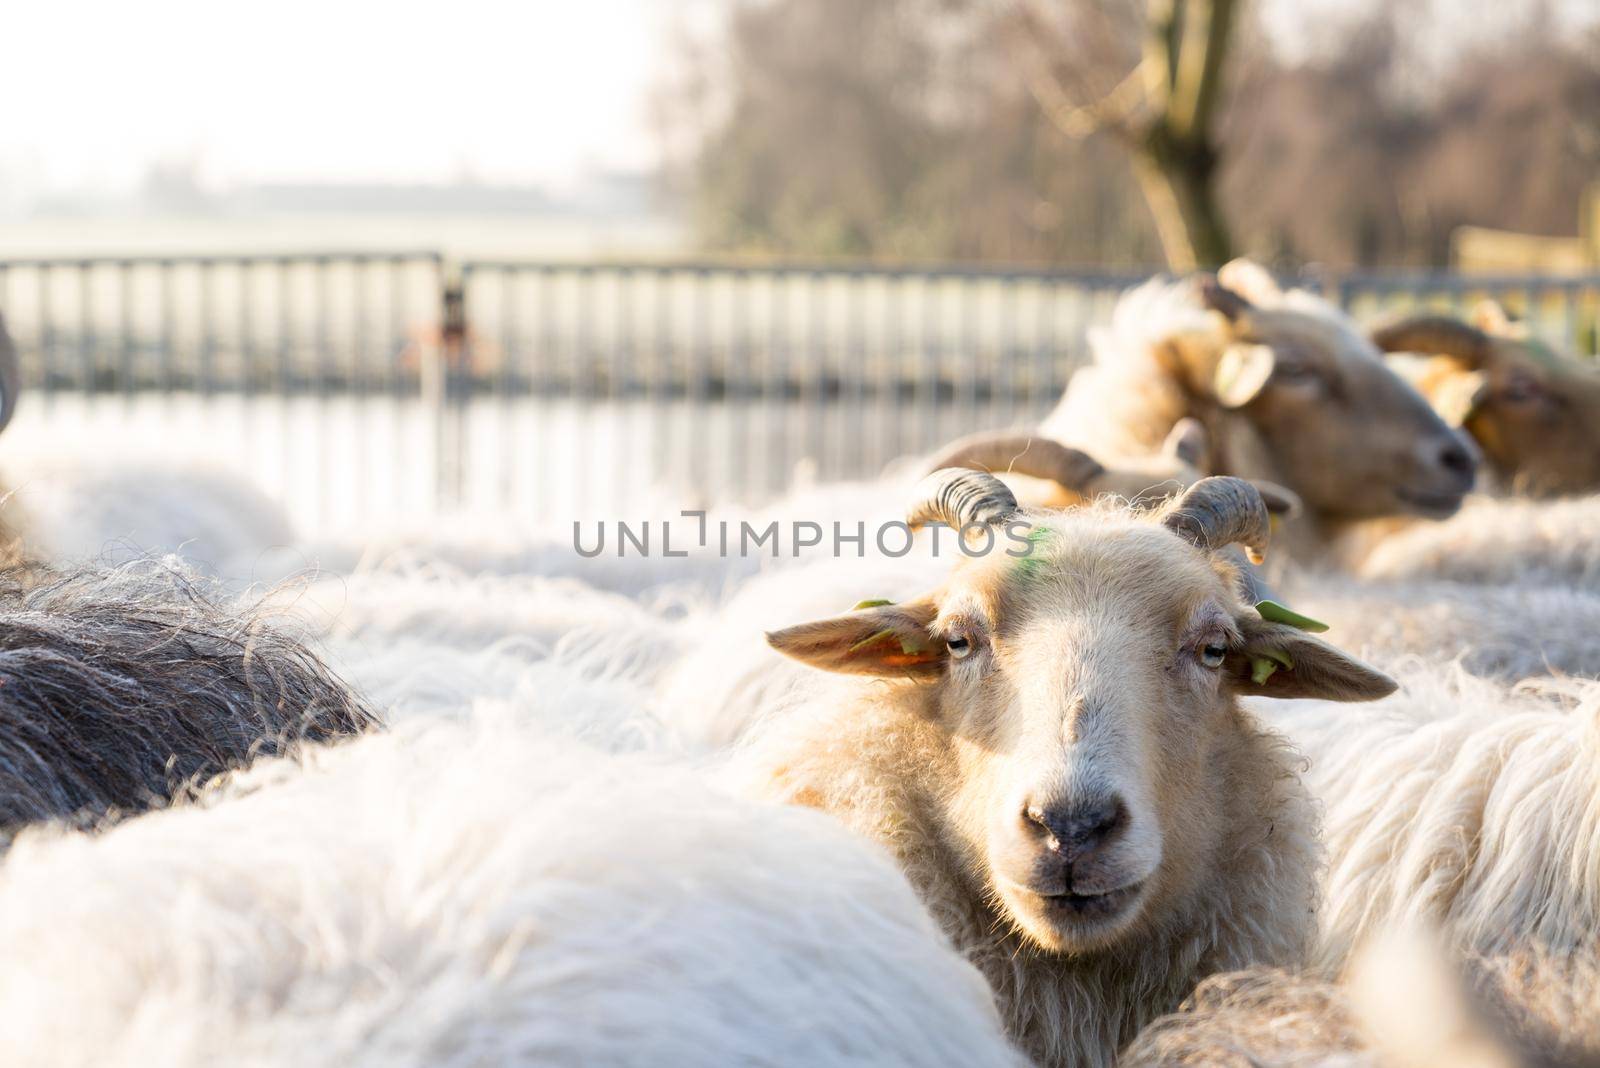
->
1250;647;1295;684
851;598;895;611
1255;599;1329;633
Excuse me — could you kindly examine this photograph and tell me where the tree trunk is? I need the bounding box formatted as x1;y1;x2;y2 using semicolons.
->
1133;125;1233;271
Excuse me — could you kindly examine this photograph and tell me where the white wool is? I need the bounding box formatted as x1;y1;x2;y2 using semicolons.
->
1356;493;1600;587
1288;574;1600;683
0;706;1024;1068
657;549;957;748
0;463;296;581
1256;665;1600;973
1038;276;1206;462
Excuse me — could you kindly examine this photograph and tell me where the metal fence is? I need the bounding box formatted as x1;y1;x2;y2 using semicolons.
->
1;253;1596;533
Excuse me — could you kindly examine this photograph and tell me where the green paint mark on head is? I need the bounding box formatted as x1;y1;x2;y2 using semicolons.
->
851;598;895;611
1014;525;1055;582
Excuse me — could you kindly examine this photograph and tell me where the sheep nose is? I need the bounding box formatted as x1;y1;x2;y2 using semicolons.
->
1434;433;1479;486
1025;796;1127;862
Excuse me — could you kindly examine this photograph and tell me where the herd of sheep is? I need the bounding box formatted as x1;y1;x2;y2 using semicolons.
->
0;257;1598;1067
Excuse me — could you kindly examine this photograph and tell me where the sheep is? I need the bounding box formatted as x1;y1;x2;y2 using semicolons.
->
1121;935;1600;1067
981;260;1479;564
736;469;1397;1067
1372;301;1600;498
0;557;375;836
0;704;1026;1068
1256;666;1600;974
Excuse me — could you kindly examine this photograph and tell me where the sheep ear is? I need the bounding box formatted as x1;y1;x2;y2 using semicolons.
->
1213;344;1275;408
1217;258;1285;306
1472;299;1512;335
1408;358;1490;427
1228;618;1396;702
767;599;944;679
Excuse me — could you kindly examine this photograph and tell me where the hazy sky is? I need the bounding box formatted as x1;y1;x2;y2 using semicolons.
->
3;0;688;196
2;0;1591;200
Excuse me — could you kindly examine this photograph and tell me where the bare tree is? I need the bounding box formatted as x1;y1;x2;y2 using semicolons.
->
1008;0;1239;269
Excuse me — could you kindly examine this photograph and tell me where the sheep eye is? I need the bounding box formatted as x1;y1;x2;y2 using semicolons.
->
1200;643;1228;669
946;636;973;660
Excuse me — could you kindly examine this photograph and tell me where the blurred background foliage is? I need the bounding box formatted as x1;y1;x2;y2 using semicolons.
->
657;0;1600;269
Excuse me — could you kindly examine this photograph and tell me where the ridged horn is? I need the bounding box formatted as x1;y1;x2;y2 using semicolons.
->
906;468;1019;532
1161;476;1271;564
1370;315;1491;367
926;431;1105;493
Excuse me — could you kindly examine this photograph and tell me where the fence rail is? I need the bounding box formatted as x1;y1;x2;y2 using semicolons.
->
1;253;1596;532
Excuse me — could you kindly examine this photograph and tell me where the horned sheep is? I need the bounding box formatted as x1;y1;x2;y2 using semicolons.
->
1373;301;1600;499
738;469;1396;1067
934;261;1477;566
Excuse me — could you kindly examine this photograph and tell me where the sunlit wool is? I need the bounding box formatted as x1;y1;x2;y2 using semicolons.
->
1289;574;1600;682
1258;666;1600;973
1121;936;1600;1067
1353;493;1600;588
0;704;1024;1068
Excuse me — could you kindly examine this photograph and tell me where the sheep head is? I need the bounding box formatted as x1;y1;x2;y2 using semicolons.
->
767;471;1394;955
1373;301;1600;498
1152;259;1478;521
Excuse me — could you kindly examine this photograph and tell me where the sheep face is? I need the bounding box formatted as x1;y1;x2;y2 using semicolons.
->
1373;301;1600;497
768;508;1394;956
1167;296;1479;521
1421;337;1600;498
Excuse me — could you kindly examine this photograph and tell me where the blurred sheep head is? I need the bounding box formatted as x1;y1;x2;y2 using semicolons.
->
767;469;1393;955
1373;300;1600;498
1156;259;1479;521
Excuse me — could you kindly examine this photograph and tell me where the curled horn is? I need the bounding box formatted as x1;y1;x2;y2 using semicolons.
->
0;313;18;434
927;431;1105;493
1161;476;1271;564
1370;315;1491;367
1198;276;1253;323
906;468;1019;532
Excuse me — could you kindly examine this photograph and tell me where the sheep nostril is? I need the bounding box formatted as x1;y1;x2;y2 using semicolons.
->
1438;437;1478;482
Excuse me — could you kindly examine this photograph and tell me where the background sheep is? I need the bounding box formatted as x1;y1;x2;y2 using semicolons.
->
0;705;1025;1068
0;559;375;835
741;472;1395;1067
1036;260;1476;563
1372;301;1600;498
